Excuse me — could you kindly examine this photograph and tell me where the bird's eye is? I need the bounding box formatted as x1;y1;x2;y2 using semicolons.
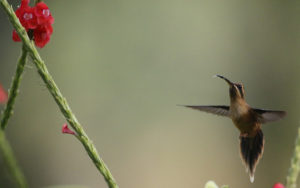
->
236;84;244;97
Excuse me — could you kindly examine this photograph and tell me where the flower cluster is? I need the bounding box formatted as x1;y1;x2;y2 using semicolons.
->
13;0;54;48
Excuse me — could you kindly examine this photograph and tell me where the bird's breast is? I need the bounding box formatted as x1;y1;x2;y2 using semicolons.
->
230;102;249;119
230;103;260;135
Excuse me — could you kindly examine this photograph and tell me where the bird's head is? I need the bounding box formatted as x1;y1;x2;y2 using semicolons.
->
215;75;245;101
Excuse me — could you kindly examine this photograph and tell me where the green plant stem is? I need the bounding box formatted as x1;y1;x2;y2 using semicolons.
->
1;45;28;130
0;1;119;188
286;127;300;188
0;42;29;187
0;130;28;188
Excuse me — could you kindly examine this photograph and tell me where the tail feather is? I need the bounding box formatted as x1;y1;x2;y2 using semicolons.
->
239;129;264;183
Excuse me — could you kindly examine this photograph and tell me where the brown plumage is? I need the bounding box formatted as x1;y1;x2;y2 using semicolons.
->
239;128;264;182
182;75;286;182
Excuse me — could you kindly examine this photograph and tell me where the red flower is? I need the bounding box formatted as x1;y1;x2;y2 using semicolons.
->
62;124;75;135
0;84;8;104
12;0;54;48
273;183;285;188
35;2;54;25
34;24;53;48
15;1;37;29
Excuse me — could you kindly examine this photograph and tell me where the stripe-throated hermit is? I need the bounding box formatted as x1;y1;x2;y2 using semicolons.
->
183;75;286;182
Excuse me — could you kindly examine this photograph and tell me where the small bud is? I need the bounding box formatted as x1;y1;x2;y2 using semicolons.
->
273;183;285;188
204;181;219;188
62;123;75;135
0;84;8;104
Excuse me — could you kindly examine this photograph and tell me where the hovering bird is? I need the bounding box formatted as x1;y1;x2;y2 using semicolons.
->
182;75;286;182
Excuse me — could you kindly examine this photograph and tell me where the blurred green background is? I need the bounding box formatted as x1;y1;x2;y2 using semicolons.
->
0;0;299;187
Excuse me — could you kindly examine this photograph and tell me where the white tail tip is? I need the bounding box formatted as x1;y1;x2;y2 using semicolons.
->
250;175;255;183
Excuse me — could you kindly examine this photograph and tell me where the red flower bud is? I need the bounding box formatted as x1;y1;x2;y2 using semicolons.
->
62;124;75;135
20;0;30;7
12;30;21;41
273;183;285;188
0;84;8;104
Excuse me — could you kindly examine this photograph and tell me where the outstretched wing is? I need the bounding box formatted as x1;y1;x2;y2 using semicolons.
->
253;108;286;124
182;105;230;117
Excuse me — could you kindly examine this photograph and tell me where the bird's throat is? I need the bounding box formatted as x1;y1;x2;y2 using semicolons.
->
230;99;249;119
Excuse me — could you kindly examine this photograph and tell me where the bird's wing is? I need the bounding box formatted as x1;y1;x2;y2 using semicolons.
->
253;108;286;124
182;105;230;117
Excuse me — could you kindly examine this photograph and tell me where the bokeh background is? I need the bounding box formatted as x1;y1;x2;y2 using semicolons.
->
0;0;300;187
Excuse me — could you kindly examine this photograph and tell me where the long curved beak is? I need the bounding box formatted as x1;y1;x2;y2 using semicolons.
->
214;75;233;86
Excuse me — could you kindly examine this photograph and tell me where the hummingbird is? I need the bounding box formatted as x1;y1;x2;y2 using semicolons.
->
183;75;286;182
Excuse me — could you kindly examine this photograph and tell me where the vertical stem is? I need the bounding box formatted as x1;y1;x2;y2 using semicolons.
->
1;45;28;130
0;44;29;187
0;130;28;188
286;127;300;188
